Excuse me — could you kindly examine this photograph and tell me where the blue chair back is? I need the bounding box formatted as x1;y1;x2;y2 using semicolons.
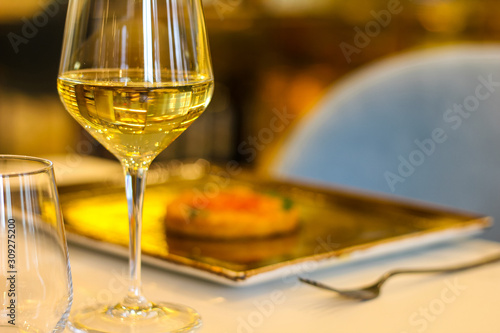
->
271;45;500;240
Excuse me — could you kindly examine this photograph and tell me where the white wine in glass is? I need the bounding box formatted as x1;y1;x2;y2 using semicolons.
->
57;0;213;332
58;69;213;164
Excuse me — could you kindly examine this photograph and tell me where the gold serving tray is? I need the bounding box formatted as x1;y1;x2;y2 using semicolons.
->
59;164;491;286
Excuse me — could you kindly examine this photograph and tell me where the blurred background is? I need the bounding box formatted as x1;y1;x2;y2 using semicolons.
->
1;0;500;168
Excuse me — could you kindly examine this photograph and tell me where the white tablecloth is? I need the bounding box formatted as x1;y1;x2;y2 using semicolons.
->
64;237;500;333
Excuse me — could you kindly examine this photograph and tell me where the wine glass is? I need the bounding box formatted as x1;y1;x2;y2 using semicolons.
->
0;155;73;333
57;0;213;332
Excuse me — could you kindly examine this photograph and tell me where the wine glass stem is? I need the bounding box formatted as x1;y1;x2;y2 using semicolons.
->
123;166;149;309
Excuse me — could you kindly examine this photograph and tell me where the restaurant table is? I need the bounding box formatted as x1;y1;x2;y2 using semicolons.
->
46;155;500;333
63;237;500;333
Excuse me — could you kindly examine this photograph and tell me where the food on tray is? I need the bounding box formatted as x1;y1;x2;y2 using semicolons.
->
164;186;299;239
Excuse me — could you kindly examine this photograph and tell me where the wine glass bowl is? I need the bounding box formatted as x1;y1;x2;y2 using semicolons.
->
0;155;73;333
58;0;213;168
57;0;213;332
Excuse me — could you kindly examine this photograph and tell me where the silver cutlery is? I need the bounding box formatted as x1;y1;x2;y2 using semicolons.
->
298;252;500;301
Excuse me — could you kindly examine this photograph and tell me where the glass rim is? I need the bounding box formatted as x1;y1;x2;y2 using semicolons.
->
0;155;53;177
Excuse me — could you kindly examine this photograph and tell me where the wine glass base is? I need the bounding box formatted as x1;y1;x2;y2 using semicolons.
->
67;302;202;333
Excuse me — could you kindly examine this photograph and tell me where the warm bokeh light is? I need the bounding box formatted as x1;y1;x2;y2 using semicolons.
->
2;0;500;168
0;0;52;22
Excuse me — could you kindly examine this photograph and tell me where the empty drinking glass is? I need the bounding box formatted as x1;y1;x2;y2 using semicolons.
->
0;155;73;333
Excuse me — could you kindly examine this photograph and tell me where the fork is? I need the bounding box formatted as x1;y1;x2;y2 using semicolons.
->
298;252;500;301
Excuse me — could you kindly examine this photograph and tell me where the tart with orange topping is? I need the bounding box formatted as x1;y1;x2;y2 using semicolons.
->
164;186;299;239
